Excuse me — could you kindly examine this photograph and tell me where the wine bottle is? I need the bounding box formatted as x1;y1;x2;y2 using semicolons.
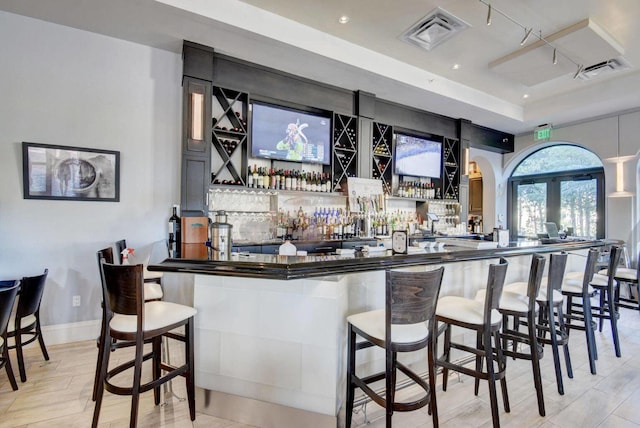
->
247;166;253;188
168;205;181;250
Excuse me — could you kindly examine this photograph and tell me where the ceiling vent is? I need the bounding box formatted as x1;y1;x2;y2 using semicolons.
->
576;57;631;81
401;7;470;51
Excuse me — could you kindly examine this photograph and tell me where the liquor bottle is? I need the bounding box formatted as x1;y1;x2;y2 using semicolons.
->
252;165;259;189
168;205;181;253
263;167;270;189
247;166;253;188
301;171;307;191
270;168;277;190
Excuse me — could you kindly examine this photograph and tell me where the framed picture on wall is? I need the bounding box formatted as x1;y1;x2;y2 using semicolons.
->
22;142;120;202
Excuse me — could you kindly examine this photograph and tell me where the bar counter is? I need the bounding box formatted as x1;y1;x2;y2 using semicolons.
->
149;238;601;280
149;239;602;428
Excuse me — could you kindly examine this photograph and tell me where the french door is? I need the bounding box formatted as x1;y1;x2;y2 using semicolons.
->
509;168;604;240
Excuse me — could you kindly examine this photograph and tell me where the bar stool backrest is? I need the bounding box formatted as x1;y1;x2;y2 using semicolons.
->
546;253;568;298
606;246;622;286
386;267;445;326
0;282;19;337
99;261;144;321
482;258;509;324
115;239;127;264
16;270;48;319
526;255;546;309
582;249;600;296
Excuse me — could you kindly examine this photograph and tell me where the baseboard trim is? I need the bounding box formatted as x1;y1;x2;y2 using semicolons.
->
42;319;100;345
196;388;337;428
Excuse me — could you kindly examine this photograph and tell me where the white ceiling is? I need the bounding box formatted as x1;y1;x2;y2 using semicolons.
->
2;0;639;135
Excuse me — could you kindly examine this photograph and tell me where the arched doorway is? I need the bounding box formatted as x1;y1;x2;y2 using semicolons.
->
508;144;605;240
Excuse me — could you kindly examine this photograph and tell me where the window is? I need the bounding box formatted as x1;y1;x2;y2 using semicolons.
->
508;145;604;239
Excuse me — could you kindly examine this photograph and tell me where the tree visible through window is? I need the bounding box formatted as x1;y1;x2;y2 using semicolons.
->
509;144;604;239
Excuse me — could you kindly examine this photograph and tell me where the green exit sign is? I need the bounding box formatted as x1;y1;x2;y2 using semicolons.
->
534;126;552;141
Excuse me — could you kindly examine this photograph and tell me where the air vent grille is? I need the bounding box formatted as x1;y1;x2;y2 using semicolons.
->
576;57;631;80
401;7;470;51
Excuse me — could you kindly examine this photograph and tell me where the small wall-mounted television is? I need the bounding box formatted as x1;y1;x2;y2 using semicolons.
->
250;101;332;165
394;132;442;178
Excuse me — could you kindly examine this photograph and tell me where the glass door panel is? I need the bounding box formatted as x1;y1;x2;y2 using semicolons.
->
560;179;597;238
516;183;547;238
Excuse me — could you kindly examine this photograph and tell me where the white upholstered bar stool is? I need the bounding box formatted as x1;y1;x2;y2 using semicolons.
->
476;254;547;416
346;267;445;428
92;260;197;428
599;248;639;314
590;245;623;357
503;253;572;395
562;248;600;374
435;258;509;428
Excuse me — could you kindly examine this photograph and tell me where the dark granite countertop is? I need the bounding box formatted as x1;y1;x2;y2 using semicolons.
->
148;239;603;280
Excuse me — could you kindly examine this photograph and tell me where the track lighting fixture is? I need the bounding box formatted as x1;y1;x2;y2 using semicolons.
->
479;0;584;80
520;28;532;45
573;64;584;79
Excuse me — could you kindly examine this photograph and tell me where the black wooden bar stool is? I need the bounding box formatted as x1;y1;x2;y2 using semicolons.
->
477;254;547;416
346;267;445;427
599;248;639;313
6;269;49;383
562;248;600;374
0;281;20;391
92;260;197;428
590;245;623;357
435;258;509;428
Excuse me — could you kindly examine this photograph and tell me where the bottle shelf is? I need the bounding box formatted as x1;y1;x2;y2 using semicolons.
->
442;137;460;200
211;86;249;186
332;113;358;192
372;122;393;194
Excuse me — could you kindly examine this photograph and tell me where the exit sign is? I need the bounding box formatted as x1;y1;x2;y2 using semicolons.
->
534;126;552;141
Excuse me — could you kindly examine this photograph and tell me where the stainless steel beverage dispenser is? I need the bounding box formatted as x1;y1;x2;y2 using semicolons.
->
210;210;232;260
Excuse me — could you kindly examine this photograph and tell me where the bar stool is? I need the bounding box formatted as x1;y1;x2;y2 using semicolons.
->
346;267;445;428
435;258;509;428
6;269;49;382
476;254;546;416
116;239;164;298
92;260;197;428
0;281;20;391
562;248;600;374
599;248;639;314
590;245;623;357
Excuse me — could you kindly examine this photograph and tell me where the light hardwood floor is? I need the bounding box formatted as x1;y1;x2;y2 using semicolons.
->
2;302;640;428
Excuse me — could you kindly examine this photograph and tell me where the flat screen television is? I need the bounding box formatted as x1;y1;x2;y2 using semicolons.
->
251;102;331;165
394;133;442;178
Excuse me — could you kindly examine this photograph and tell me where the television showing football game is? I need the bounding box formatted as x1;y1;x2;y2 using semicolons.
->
251;102;331;165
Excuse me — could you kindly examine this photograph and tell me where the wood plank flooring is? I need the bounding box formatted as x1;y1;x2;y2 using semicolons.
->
2;302;640;428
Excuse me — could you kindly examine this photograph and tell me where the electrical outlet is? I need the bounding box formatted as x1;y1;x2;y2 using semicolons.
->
72;295;81;307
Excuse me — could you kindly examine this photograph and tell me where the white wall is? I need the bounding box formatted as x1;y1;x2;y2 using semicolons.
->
0;12;182;330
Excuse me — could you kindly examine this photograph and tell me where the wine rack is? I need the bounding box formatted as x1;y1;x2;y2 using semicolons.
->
372;122;393;194
211;86;248;186
442;137;460;200
332;113;358;192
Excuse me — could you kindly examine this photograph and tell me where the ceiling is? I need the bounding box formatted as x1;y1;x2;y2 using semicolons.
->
1;0;639;135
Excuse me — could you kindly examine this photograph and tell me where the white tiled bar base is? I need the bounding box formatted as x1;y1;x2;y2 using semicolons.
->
192;250;588;427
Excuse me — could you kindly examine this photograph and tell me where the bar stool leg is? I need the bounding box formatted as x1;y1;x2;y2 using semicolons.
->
527;310;545;416
92;331;112;428
427;337;439;428
474;331;482;395
558;305;573;379
442;324;451;391
608;287;622;357
583;297;598;373
483;330;500;428
186;318;196;421
546;302;564;395
130;339;145;428
345;324;356;428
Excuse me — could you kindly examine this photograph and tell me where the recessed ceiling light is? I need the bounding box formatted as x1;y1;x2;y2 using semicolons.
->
338;15;350;24
452;64;461;70
523;94;530;99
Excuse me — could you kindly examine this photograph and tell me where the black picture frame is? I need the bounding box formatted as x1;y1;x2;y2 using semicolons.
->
22;142;120;202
